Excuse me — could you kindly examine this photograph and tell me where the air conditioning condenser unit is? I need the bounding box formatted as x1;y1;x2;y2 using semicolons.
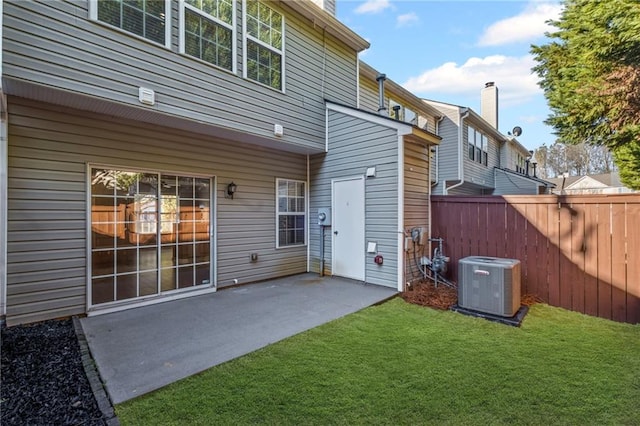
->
458;256;521;317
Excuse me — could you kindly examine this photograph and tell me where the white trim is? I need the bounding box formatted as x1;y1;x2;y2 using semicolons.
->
86;165;216;310
306;155;310;272
325;108;329;152
0;97;7;319
85;163;92;311
275;177;307;249
242;0;286;92
355;53;360;109
326;102;414;134
396;134;404;292
179;0;237;74
89;0;172;49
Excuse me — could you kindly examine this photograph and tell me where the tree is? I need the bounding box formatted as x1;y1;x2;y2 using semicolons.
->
531;0;640;189
534;142;616;178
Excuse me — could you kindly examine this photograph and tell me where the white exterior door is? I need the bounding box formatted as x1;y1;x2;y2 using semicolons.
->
332;176;365;280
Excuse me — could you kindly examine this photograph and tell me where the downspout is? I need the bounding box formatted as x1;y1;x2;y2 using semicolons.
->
445;108;469;194
376;73;387;114
431;115;444;188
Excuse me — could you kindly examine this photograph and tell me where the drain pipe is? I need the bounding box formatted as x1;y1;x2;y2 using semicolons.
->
376;73;387;114
319;225;325;277
446;108;469;195
431;115;445;188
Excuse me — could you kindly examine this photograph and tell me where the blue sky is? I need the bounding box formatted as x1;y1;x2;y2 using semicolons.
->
336;0;562;151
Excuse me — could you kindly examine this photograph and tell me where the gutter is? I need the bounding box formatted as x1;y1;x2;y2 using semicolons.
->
446;108;469;194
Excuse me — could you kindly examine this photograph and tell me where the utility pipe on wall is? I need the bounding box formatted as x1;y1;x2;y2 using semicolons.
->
376;73;387;114
446;108;470;195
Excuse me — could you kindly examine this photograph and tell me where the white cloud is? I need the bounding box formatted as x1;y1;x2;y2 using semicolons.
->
519;114;542;124
396;12;419;28
355;0;391;14
478;2;562;47
403;54;541;106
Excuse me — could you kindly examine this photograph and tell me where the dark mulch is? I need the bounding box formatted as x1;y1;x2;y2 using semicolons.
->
1;319;106;426
402;278;541;310
402;279;459;310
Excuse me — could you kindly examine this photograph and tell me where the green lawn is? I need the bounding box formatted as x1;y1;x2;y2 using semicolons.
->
117;299;640;425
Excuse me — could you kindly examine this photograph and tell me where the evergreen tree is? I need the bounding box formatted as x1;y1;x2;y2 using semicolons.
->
531;0;640;189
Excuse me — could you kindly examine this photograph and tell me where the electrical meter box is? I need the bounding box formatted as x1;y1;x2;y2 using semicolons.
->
317;208;331;226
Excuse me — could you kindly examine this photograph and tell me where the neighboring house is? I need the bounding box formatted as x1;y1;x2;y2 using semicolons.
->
547;172;638;195
0;0;439;325
424;83;554;196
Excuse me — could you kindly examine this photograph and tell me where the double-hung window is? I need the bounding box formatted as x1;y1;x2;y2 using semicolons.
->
276;179;306;248
91;0;171;47
244;0;284;90
182;0;235;71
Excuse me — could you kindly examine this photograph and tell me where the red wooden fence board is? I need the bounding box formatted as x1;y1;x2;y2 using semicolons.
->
625;204;640;324
583;204;599;318
611;203;627;322
597;203;613;320
558;204;576;309
569;203;586;314
548;203;561;307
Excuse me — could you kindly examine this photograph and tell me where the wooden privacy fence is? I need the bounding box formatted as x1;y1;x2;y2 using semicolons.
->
431;195;640;324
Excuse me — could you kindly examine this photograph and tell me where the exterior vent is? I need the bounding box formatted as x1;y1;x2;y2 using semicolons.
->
458;256;521;317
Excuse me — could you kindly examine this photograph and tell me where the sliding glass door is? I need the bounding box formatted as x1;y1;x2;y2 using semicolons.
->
90;168;213;307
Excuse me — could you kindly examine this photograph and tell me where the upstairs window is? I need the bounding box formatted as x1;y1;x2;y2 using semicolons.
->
92;0;170;47
467;125;489;166
244;0;284;90
182;0;235;71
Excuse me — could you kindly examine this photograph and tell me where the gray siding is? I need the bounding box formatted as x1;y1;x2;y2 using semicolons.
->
2;0;358;153
462;121;499;191
324;0;337;15
310;110;398;287
404;142;430;282
432;109;459;195
6;97;307;325
493;169;538;195
359;77;381;113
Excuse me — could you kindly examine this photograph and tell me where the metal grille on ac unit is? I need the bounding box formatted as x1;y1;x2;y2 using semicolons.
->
458;256;521;317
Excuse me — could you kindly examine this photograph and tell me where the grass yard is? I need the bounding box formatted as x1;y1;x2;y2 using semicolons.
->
117;299;640;425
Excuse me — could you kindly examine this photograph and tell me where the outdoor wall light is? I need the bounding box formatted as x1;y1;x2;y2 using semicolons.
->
226;182;237;199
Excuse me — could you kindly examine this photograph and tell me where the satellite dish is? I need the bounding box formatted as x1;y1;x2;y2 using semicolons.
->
512;126;523;137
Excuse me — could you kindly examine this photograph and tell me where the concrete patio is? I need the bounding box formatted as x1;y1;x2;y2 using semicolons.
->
80;274;397;404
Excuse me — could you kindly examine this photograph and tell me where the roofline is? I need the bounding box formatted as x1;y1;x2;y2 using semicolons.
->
284;1;370;52
359;61;443;119
494;167;556;187
326;100;441;145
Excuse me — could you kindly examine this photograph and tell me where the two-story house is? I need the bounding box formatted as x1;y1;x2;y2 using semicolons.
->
424;82;554;196
0;0;440;325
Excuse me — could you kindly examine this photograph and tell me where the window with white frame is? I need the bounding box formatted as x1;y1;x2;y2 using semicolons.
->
182;0;235;71
467;125;489;166
276;179;306;247
93;0;170;46
244;0;284;90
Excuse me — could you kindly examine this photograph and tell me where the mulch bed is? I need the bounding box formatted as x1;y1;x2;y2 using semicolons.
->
402;279;459;310
1;319;106;426
401;278;541;310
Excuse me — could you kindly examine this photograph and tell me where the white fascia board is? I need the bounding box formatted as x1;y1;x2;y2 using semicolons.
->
326;102;413;134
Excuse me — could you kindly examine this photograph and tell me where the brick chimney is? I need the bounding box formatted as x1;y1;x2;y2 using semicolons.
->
481;82;498;129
